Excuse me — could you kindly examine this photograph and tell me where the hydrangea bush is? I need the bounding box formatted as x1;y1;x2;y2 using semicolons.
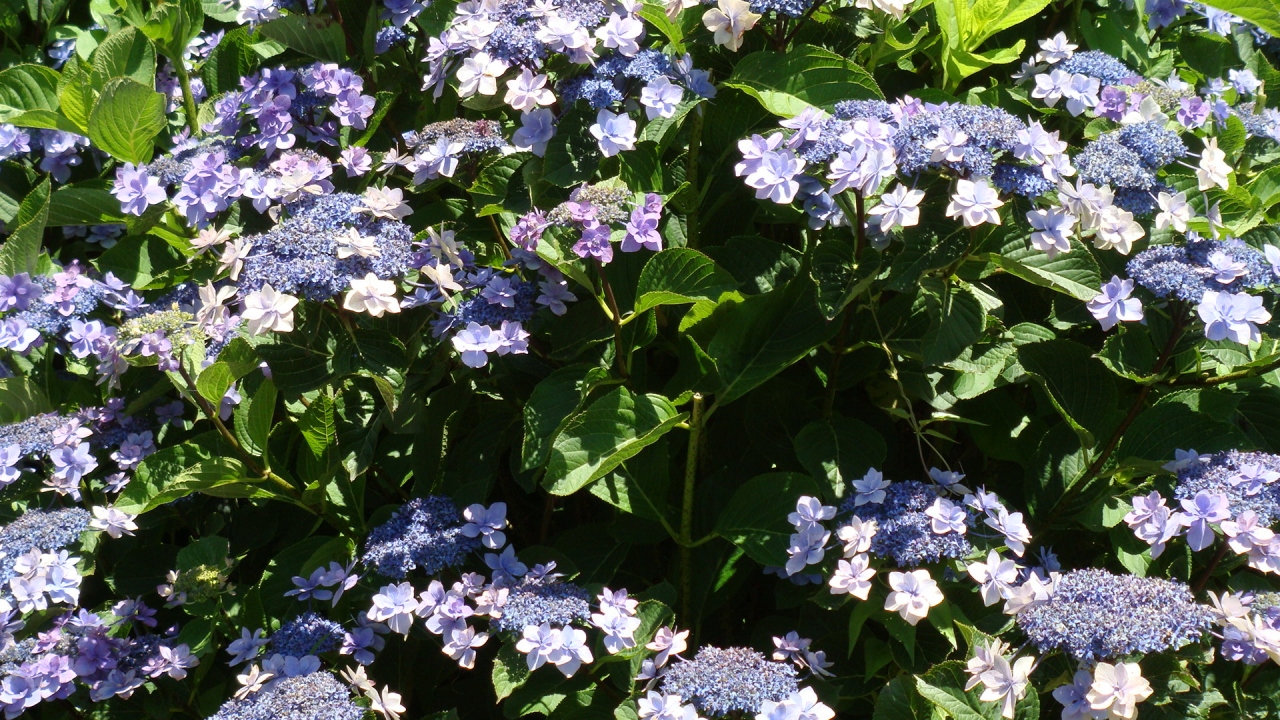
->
0;0;1278;717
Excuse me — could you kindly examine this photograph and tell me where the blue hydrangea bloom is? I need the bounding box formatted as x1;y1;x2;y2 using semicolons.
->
659;646;798;717
1116;122;1187;169
13;276;105;337
0;508;90;587
1176;450;1280;524
143;139;242;187
748;0;817;16
239;192;416;301
1077;122;1186;213
1128;238;1271;302
1016;569;1214;662
209;671;363;720
453;281;537;328
405;119;507;156
1075;136;1160;192
841;480;974;566
490;577;592;633
0;412;70;456
993;163;1054;198
560;51;679;109
362;496;480;578
1057;51;1139;85
895;104;1027;179
271;612;345;657
832;100;895;122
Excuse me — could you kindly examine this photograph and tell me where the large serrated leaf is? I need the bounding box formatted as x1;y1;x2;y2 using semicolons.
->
793;416;886;499
90;26;156;88
0;178;49;277
521;364;611;471
258;14;347;62
47;180;126;226
1018;340;1121;448
922;282;985;366
707;277;837;406
723;44;882;117
987;236;1102;301
634;248;737;313
715;472;819;564
235;380;277;457
543;387;684;496
0;64;60;114
87;77;166;164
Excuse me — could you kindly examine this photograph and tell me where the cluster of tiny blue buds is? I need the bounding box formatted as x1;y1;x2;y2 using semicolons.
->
271;612;346;658
1057;51;1140;85
842;481;974;566
209;670;363;720
0;508;90;588
1176;450;1280;524
1016;568;1214;662
362;496;480;578
490;577;592;633
659;646;799;717
239;192;416;301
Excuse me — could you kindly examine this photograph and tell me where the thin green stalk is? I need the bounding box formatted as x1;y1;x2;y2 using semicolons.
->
685;109;704;248
175;365;305;505
596;260;630;380
1173;355;1280;386
173;64;201;136
680;394;705;623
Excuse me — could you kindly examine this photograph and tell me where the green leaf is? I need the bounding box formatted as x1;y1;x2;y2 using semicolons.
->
0;178;49;277
298;393;337;458
922;283;985;366
136;0;204;61
2;109;83;133
540;111;599;187
1116;402;1247;465
637;0;684;46
1018;340;1121;448
715;472;819;564
47;180;126;225
886;221;969;291
872;676;927;720
195;362;238;405
90;26;156;87
987;237;1102;301
94;233;185;288
0;64;61;114
492;643;531;702
793;417;886;499
543;388;685;496
811;239;880;320
258;15;347;62
201;28;257;96
966;0;1052;46
469;152;530;209
1097;326;1160;382
116;456;270;515
235;379;277;457
589;449;674;522
0;378;50;423
521;365;612;472
634;248;738;313
57;57;96;134
176;535;229;571
1200;0;1280;40
707;277;837;406
87;77;166;164
723;44;882;117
